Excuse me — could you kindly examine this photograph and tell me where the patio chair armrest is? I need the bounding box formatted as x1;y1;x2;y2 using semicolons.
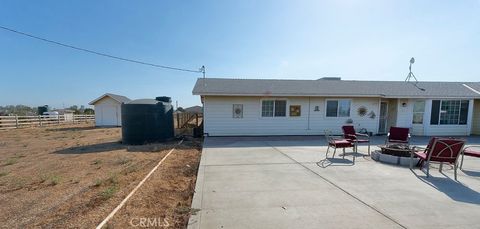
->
355;133;370;139
325;134;345;141
411;146;427;152
330;135;344;140
463;145;480;151
345;134;356;138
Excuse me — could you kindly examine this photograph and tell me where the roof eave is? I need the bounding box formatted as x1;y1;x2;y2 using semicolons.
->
193;92;480;99
89;93;128;105
193;92;384;98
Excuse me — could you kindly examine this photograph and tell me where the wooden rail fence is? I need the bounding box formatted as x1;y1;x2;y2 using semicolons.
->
174;112;203;129
0;114;94;130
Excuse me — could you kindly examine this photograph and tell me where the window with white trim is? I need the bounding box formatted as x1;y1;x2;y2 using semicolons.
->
412;100;425;124
326;100;351;117
430;100;469;125
261;100;286;117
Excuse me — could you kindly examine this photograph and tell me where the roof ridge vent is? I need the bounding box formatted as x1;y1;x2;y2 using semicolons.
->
318;77;341;80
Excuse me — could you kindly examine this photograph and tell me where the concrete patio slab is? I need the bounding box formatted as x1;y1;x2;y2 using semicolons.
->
189;136;480;229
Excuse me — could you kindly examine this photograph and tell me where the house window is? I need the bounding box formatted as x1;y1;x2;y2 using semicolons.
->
326;100;350;117
262;100;287;117
412;100;425;124
430;100;469;125
289;105;301;117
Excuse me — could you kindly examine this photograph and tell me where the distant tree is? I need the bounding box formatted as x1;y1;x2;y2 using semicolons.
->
84;108;94;115
0;105;36;115
68;105;80;114
79;105;85;113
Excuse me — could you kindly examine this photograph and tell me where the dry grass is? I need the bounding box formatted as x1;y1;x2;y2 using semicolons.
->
0;123;202;228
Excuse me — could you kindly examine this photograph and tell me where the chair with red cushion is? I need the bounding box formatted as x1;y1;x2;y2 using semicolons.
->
410;137;465;180
460;146;480;169
342;125;370;155
324;130;355;161
386;127;410;145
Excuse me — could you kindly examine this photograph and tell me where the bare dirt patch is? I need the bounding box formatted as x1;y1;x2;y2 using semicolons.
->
0;124;202;228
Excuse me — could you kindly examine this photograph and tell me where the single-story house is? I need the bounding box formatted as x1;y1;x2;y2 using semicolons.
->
192;78;480;136
89;93;131;126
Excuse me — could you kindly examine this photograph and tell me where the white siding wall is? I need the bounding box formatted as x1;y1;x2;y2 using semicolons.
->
203;96;379;136
424;99;473;136
395;98;474;136
93;97;122;126
395;99;414;128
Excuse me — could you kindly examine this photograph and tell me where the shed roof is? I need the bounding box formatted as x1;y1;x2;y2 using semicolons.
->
88;93;131;105
192;78;480;98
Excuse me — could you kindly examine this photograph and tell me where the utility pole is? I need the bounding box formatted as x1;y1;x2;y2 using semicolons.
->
200;65;206;87
200;65;206;79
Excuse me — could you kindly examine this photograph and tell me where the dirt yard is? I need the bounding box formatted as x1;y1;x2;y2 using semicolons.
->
0;124;202;228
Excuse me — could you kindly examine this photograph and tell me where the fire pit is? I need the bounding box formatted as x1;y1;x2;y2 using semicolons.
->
372;144;420;166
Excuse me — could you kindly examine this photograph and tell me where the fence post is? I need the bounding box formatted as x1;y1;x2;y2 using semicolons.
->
176;113;180;128
195;114;199;126
39;115;42;127
15;115;19;128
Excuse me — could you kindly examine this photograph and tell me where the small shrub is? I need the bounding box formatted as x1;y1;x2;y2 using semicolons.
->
105;174;118;185
14;178;26;189
40;174;61;186
49;175;61;186
100;186;118;200
0;171;8;177
4;158;17;166
190;208;201;215
122;164;138;175
115;156;131;165
175;206;200;215
94;179;103;187
92;159;102;165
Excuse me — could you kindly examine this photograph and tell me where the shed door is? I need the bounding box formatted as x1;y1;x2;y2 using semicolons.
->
101;106;118;126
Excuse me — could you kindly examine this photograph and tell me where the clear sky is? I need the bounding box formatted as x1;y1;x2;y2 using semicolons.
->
1;0;479;109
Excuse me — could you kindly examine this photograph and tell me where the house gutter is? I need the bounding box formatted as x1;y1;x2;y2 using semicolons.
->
193;93;479;99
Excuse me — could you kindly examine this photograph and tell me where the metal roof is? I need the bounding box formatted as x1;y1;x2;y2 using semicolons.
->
88;93;131;105
192;78;480;98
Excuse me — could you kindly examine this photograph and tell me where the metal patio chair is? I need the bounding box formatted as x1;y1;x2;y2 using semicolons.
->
342;125;370;155
460;145;480;170
324;130;355;161
386;127;411;146
410;137;465;180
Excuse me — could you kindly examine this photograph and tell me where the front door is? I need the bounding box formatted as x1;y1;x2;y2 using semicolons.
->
378;102;388;134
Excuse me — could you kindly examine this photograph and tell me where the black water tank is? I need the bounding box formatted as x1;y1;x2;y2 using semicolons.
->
38;105;48;115
121;97;174;145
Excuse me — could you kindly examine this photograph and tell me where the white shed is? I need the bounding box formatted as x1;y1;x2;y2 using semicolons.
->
89;93;131;127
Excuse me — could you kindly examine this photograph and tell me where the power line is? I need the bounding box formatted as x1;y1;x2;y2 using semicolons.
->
0;25;204;74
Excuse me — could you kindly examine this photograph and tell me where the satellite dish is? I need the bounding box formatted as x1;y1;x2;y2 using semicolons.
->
405;57;425;91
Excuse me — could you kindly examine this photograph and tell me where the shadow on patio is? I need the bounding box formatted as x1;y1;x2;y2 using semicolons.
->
413;170;480;204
